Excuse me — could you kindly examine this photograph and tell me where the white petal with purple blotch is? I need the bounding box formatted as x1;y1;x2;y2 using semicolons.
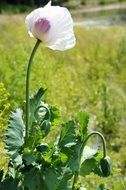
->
25;1;76;51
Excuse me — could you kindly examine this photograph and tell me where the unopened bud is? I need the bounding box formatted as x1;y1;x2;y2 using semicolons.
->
100;156;112;177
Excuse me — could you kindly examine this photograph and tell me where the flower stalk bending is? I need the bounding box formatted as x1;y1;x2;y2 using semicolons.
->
26;39;41;138
72;131;107;190
84;131;107;158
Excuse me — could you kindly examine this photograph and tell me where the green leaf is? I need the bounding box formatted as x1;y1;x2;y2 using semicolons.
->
23;152;36;166
43;167;72;190
0;177;18;190
58;120;77;148
68;140;82;172
42;168;59;190
5;109;25;159
13;154;23;167
80;158;97;176
56;167;73;190
29;87;46;126
77;112;89;140
25;126;43;149
58;120;83;172
80;151;103;177
23;167;43;190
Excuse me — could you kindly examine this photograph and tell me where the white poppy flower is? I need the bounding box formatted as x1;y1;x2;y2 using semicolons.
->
25;1;76;51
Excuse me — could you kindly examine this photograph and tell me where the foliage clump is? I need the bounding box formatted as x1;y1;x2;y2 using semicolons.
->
0;88;111;190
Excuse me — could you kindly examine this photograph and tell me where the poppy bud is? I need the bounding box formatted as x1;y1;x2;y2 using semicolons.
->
100;156;112;177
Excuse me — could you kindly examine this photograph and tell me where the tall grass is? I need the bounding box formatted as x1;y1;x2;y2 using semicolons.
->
0;15;126;189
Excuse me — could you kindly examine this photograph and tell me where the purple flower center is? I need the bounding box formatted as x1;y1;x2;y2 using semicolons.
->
35;18;51;34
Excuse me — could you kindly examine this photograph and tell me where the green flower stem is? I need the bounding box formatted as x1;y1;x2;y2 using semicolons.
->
72;131;107;190
26;39;41;139
72;172;79;190
84;131;107;158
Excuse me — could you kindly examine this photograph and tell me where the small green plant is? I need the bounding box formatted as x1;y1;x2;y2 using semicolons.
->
0;89;111;189
0;41;111;189
0;2;111;190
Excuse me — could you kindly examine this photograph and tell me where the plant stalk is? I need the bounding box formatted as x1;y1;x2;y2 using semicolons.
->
26;39;41;139
84;131;107;158
72;131;107;190
72;172;79;190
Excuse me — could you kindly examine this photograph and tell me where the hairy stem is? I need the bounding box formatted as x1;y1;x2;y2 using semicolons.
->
26;40;41;139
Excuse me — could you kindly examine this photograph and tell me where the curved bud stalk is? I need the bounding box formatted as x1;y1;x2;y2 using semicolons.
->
84;131;107;158
84;131;112;177
72;130;111;190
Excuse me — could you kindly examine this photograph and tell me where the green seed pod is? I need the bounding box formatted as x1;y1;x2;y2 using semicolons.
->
100;156;111;177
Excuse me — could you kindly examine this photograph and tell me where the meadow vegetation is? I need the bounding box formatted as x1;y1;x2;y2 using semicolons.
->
67;0;126;9
1;0;126;14
0;14;126;189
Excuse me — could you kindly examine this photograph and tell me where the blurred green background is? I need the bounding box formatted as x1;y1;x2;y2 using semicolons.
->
0;0;126;13
0;0;126;190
